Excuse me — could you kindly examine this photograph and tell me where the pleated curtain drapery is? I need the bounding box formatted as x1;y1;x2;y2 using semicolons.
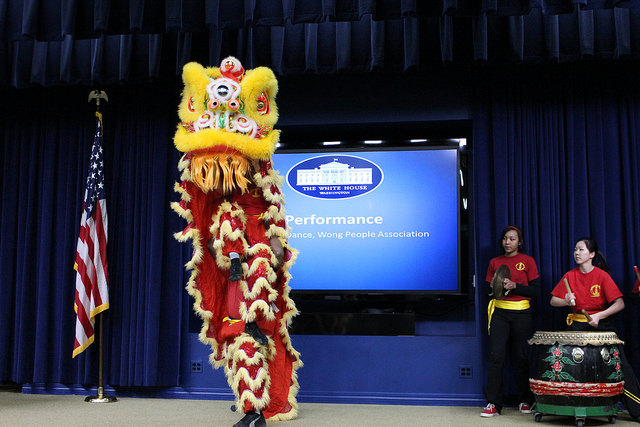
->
2;0;640;393
2;61;640;387
2;0;637;40
2;1;640;87
0;86;188;387
472;63;640;368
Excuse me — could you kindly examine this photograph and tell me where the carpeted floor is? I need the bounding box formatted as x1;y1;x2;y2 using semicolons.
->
1;390;638;426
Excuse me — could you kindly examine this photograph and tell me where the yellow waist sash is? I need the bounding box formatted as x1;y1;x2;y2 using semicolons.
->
566;313;607;326
487;299;530;334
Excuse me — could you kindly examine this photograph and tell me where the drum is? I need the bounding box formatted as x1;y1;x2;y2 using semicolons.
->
529;331;624;409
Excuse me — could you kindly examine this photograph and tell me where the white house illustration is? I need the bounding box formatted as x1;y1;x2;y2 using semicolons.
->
297;159;373;185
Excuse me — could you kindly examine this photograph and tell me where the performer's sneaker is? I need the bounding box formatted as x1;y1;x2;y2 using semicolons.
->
232;411;266;427
519;402;532;414
480;403;499;417
245;321;268;346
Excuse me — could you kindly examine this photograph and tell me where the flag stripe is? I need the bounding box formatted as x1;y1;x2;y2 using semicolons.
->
73;114;109;358
75;258;94;314
93;201;109;300
85;220;100;308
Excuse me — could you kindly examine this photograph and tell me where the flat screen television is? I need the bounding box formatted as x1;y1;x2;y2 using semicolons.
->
273;144;465;294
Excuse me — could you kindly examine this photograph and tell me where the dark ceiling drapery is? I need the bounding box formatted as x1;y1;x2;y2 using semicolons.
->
2;1;640;88
2;0;639;42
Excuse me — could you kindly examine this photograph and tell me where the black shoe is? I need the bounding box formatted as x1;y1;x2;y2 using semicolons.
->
232;411;265;427
245;322;268;346
229;258;242;281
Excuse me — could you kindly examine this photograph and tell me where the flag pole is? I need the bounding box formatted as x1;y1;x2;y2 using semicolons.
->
84;90;117;404
85;313;116;402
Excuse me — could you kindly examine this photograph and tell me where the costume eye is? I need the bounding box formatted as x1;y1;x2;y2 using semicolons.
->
227;99;240;111
216;84;230;98
257;92;270;115
208;99;219;110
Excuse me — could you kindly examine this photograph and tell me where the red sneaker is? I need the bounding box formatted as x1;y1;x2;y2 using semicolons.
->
519;402;532;414
480;403;499;417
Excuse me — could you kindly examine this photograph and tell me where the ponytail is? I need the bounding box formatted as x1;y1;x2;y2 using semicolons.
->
594;251;610;273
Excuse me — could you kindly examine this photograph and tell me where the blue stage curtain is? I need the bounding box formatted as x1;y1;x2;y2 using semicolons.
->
2;0;639;42
0;85;188;386
2;55;640;389
2;2;640;87
473;61;640;368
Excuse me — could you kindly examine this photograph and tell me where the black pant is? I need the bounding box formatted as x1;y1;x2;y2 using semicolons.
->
487;307;534;412
568;318;640;419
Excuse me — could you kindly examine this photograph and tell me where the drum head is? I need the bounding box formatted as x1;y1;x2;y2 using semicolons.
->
491;264;511;300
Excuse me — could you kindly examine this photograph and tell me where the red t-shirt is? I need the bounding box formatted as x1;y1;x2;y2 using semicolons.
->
551;266;623;315
485;253;539;302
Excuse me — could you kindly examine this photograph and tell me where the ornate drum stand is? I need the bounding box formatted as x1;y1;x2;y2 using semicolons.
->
528;331;624;427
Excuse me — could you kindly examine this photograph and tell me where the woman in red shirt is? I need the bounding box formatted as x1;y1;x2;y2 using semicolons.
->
550;237;639;420
551;237;624;326
481;226;539;417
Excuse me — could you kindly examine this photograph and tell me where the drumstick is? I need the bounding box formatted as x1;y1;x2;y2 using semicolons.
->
580;309;593;323
564;283;592;323
634;265;640;282
563;278;576;306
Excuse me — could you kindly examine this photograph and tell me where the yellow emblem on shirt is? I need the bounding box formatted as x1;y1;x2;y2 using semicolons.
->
590;284;601;297
515;262;525;271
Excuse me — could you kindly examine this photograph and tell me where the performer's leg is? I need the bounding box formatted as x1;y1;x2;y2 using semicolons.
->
618;345;640;419
226;280;243;320
225;335;269;424
509;309;534;408
486;309;510;413
238;218;277;328
217;204;246;281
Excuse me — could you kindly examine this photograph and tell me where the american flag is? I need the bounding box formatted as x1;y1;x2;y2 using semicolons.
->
73;113;109;358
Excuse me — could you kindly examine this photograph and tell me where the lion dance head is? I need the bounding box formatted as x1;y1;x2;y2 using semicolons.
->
174;56;280;195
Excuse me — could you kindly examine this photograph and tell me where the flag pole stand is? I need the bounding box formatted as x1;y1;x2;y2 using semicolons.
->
84;90;116;403
85;313;117;403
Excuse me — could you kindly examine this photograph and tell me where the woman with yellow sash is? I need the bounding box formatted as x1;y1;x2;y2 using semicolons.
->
550;237;640;420
481;226;539;417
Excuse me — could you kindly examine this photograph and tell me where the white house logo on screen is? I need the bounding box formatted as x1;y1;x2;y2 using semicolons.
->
286;155;384;199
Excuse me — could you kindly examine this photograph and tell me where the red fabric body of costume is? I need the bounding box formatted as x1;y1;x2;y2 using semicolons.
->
185;180;295;419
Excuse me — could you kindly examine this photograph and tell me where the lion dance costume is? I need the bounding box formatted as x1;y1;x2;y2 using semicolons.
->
171;57;302;426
